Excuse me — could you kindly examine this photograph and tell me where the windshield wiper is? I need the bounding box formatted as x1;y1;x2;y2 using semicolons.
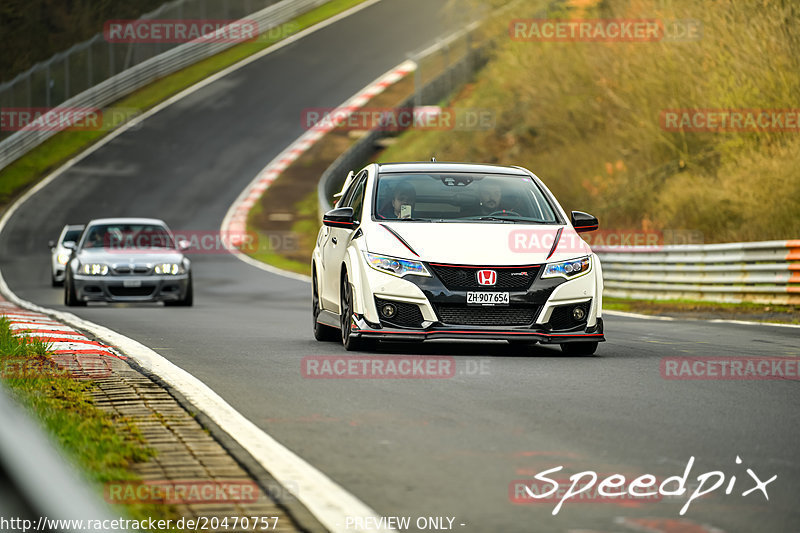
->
466;216;539;223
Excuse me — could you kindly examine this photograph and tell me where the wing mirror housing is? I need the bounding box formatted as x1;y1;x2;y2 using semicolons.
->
571;211;599;233
323;207;356;228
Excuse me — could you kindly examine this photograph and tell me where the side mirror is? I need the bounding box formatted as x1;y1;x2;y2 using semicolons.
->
48;240;56;249
177;239;191;251
62;241;77;250
323;207;356;228
571;211;599;233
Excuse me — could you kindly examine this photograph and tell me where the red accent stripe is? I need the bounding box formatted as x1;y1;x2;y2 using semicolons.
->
358;329;603;337
428;262;541;269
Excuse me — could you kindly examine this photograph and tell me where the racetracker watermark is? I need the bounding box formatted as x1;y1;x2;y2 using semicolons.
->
509;19;702;42
301;107;495;132
660;109;800;132
300;356;490;379
661;357;800;380
1;107;141;132
1;355;112;380
104;480;259;504
104;19;257;43
509;476;663;505
102;230;297;255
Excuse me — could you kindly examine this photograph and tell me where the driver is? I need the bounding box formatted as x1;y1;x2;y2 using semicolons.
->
478;181;503;214
379;182;417;219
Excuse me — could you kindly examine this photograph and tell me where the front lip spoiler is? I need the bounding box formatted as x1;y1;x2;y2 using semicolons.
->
349;315;605;344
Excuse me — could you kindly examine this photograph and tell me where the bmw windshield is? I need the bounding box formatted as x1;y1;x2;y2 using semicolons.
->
373;172;561;223
79;224;175;250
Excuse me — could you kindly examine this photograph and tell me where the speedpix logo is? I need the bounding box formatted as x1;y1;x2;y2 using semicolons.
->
517;456;776;515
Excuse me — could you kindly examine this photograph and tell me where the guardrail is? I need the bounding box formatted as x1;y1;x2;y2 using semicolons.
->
596;240;800;305
0;0;328;172
0;384;126;531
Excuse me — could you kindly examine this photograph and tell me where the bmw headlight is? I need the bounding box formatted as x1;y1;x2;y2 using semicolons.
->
81;263;109;276
57;253;70;265
155;263;185;275
542;256;591;279
365;253;430;278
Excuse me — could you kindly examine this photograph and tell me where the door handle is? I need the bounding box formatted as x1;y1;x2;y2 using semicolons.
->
332;237;338;245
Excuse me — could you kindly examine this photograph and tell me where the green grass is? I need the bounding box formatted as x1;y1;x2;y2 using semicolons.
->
604;297;800;324
0;316;175;523
245;194;313;276
0;0;371;207
379;0;800;243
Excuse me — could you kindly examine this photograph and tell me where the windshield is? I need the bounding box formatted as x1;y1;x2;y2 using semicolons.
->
80;223;174;250
373;172;561;223
62;229;83;243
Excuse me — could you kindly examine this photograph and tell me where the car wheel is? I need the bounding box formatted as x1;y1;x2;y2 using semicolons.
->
340;271;371;351
312;270;338;341
51;274;62;287
165;276;193;307
560;342;598;356
64;274;86;307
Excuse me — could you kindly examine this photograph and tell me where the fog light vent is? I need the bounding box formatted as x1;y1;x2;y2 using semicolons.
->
381;303;397;318
572;306;586;321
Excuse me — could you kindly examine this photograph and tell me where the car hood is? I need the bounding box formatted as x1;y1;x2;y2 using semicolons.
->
366;222;592;265
75;248;185;264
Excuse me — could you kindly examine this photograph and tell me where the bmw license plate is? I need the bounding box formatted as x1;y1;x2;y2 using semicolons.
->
467;292;509;306
123;280;142;288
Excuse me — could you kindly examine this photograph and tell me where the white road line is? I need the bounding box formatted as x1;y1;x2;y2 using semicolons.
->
0;2;398;532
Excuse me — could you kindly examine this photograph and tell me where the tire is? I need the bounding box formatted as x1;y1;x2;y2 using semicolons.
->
340;271;372;351
165;276;193;307
64;274;86;307
560;342;598;356
51;274;62;287
312;270;338;341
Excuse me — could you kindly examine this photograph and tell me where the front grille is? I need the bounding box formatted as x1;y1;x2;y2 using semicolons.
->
108;286;156;297
375;298;424;329
548;301;591;331
113;265;152;275
434;305;538;326
428;264;540;291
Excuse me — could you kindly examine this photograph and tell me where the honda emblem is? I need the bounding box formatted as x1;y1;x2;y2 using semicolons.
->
477;270;497;286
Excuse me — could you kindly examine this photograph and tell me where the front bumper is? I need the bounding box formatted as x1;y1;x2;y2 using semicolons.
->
72;274;189;302
350;314;604;343
349;257;604;344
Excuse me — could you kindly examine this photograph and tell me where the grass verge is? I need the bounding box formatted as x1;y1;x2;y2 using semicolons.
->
604;297;800;325
0;316;174;523
0;0;372;208
377;0;800;243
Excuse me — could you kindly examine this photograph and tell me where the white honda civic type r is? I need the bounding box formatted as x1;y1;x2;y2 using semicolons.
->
312;162;605;354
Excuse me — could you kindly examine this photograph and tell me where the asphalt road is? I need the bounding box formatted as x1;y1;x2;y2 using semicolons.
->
1;1;799;531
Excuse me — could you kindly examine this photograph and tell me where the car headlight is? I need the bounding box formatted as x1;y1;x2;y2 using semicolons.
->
155;263;185;275
81;263;109;276
365;253;431;278
57;253;70;265
542;256;591;279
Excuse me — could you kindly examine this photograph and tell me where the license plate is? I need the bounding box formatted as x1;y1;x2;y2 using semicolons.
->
123;280;142;288
467;292;509;306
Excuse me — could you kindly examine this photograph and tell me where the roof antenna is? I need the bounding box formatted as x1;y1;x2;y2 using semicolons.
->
431;156;437;162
